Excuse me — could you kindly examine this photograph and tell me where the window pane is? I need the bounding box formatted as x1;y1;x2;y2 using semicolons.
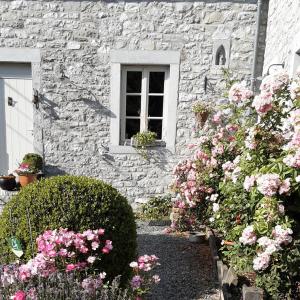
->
126;119;140;139
148;119;162;139
149;72;165;93
126;71;142;93
148;96;163;117
126;96;141;116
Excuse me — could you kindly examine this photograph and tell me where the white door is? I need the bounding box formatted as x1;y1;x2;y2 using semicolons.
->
0;63;34;175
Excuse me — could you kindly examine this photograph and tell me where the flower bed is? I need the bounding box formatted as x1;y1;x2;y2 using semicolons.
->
169;68;300;298
0;228;160;300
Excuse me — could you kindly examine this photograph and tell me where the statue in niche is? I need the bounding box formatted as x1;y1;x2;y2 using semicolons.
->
215;45;226;66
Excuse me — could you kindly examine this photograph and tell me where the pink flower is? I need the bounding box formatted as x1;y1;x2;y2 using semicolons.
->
239;225;257;245
253;252;270;271
252;93;273;115
12;291;27;300
243;175;256;191
152;274;161;283
66;264;76;272
228;82;253;102
256;173;281;197
279;178;291;195
212;112;222;124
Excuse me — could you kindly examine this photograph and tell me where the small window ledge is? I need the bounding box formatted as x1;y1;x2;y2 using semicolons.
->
109;144;174;155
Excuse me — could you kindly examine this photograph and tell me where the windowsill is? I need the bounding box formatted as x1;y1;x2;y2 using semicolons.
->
109;144;173;154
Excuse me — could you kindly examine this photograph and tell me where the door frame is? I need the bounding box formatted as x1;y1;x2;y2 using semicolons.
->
0;48;42;169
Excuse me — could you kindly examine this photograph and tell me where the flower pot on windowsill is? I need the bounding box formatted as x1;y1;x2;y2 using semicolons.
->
0;175;17;191
18;174;38;187
195;111;209;127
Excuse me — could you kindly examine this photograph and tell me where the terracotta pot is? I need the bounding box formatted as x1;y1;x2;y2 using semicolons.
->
195;111;209;127
19;174;37;187
0;176;16;191
223;240;235;246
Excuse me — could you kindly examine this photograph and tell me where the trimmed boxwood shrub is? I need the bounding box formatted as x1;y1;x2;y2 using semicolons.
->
0;175;137;282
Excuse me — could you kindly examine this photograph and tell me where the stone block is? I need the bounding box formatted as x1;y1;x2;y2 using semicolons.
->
242;285;264;300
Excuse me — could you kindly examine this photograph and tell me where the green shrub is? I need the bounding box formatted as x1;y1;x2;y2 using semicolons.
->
139;195;172;220
0;175;137;282
22;153;43;172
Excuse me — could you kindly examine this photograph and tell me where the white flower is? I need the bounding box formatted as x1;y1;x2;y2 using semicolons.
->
209;217;215;223
130;261;138;268
212;203;220;212
239;225;257;245
210;194;219;202
87;256;96;264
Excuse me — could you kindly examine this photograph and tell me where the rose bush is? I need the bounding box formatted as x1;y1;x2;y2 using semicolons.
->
170;68;300;298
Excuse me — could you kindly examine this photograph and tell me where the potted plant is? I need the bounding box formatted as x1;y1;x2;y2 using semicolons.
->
132;131;157;159
15;163;38;187
15;153;43;187
0;174;17;191
192;101;211;127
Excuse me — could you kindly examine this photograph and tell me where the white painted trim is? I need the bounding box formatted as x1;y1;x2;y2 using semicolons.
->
165;64;179;153
110;63;122;145
0;48;40;63
111;50;180;65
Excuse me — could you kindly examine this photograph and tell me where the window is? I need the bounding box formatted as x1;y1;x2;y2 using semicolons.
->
293;49;300;76
109;50;180;153
121;67;168;143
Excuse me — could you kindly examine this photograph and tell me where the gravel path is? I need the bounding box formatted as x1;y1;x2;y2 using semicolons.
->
137;221;220;300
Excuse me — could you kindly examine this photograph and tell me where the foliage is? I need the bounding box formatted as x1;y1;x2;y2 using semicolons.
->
132;131;157;159
169;68;300;298
132;131;157;148
191;101;211;114
22;153;43;172
0;175;137;283
138;195;172;220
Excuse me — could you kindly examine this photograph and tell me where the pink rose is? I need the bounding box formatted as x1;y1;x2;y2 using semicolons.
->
13;291;27;300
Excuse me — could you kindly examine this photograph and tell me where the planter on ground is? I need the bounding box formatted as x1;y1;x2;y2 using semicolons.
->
0;176;16;191
19;174;37;187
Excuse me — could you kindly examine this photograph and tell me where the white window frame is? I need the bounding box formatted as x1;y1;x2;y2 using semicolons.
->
109;50;180;154
121;66;169;144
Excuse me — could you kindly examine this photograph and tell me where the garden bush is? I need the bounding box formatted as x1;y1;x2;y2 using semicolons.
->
0;175;137;282
170;69;300;298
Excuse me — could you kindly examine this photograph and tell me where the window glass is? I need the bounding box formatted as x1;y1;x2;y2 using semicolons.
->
149;72;165;93
126;119;140;139
148;119;162;139
148;96;163;117
126;71;142;93
126;96;141;117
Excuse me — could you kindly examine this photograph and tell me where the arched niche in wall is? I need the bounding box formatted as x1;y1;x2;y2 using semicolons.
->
212;25;231;69
215;45;226;66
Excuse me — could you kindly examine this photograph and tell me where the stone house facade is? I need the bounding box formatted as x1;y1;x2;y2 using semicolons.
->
0;0;269;203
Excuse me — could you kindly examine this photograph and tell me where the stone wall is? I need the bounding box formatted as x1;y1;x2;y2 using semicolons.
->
0;0;261;202
263;0;300;75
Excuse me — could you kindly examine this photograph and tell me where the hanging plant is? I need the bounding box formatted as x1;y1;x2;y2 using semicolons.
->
132;131;157;159
192;101;211;127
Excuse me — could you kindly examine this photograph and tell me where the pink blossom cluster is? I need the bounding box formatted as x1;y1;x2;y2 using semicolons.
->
260;71;289;95
81;272;106;294
18;228;112;282
252;92;273;115
290;80;300;101
129;254;160;272
253;252;270;271
239;225;257;245
129;255;160;296
253;225;293;271
228;82;253;102
243;175;256;191
272;225;293;245
256;174;290;197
